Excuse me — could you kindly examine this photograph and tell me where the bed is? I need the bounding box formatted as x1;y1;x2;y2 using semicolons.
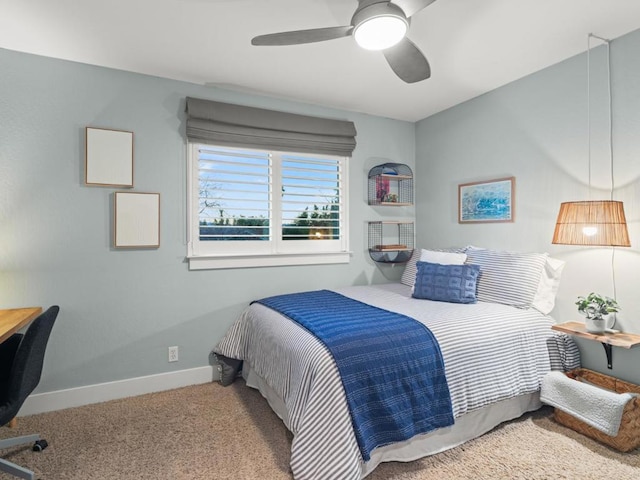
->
215;247;566;479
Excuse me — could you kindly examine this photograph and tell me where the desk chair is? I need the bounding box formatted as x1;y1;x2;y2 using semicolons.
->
0;306;59;480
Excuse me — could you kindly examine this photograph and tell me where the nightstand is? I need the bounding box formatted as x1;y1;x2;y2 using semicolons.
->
552;321;640;369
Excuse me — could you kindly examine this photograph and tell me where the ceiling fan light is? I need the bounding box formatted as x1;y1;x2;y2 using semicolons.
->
354;15;408;51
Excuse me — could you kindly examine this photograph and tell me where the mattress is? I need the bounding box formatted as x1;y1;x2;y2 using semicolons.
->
216;283;554;479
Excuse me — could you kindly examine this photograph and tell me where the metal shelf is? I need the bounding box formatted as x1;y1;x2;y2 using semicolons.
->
368;163;413;206
368;221;414;263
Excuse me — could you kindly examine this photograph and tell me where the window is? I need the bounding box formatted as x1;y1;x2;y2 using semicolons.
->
187;143;349;269
184;97;356;269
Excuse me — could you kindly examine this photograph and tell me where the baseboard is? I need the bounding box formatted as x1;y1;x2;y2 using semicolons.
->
19;366;217;416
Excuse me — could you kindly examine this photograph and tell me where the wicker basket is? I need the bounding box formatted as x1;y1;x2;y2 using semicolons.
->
553;368;640;452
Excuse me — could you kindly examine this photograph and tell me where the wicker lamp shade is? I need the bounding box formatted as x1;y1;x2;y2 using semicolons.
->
552;200;630;247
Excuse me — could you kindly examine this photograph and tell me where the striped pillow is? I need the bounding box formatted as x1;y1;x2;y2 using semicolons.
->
465;246;547;309
400;247;466;287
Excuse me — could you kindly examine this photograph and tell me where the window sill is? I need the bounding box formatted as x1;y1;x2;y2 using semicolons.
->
187;251;352;270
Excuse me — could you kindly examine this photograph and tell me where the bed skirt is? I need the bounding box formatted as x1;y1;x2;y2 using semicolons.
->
243;360;542;479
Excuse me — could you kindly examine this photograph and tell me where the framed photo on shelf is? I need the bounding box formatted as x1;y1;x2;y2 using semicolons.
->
113;192;160;248
85;127;134;187
458;177;515;223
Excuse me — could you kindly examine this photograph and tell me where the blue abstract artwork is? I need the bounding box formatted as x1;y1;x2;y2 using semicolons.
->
459;177;514;223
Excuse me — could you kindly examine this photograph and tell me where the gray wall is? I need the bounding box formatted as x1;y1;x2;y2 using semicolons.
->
4;28;639;396
415;29;640;384
0;48;415;393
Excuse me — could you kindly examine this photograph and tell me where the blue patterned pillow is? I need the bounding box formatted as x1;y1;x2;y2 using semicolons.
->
412;261;480;304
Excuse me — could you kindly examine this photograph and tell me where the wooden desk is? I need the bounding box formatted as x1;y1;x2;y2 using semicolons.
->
0;307;43;344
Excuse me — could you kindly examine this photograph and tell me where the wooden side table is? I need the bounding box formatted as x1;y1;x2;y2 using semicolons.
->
552;321;640;369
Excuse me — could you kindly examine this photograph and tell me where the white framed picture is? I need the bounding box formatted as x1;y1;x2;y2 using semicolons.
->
114;192;160;248
85;127;134;187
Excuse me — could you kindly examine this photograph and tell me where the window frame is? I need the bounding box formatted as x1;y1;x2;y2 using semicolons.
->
187;143;350;270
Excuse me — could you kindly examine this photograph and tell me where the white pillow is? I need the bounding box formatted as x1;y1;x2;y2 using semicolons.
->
420;249;467;265
531;256;565;315
400;247;466;287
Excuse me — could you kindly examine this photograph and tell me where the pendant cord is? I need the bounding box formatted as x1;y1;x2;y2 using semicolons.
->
589;33;618;326
587;34;591;199
606;38;617;325
604;37;614;201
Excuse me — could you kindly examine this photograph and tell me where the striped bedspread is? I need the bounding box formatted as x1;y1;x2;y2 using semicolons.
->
254;290;453;461
216;283;553;479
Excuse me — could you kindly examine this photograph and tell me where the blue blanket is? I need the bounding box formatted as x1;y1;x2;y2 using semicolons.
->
254;290;454;461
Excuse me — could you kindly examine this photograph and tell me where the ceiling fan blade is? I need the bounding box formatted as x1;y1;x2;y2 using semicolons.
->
251;25;353;46
391;0;437;18
382;37;431;83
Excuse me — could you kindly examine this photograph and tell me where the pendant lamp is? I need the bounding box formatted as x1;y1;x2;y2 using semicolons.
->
552;200;629;246
552;34;630;247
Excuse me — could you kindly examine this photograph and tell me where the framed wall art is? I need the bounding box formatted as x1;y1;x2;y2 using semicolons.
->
458;177;515;223
85;127;134;187
113;192;160;248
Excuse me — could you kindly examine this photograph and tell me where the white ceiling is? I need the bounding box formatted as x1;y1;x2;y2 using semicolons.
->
2;0;640;122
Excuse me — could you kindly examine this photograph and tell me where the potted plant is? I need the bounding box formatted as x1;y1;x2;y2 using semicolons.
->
575;292;620;333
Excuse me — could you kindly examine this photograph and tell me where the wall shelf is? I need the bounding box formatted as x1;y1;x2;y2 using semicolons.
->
552;321;640;369
368;221;414;263
368;163;413;206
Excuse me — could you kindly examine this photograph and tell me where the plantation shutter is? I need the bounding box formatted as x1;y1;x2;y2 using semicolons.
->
198;145;271;242
280;153;343;241
185;97;357;157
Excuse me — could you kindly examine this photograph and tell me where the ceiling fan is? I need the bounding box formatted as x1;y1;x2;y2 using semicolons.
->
251;0;437;84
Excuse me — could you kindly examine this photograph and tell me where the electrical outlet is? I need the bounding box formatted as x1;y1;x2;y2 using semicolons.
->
168;346;179;362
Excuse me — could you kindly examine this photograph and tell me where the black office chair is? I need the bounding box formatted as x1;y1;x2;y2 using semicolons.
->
0;306;59;480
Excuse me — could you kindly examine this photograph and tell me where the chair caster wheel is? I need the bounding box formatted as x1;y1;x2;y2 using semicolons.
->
33;439;48;451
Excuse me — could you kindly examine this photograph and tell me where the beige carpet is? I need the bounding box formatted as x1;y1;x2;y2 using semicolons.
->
1;380;638;479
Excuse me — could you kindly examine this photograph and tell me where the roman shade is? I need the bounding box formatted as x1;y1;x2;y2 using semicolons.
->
185;97;357;157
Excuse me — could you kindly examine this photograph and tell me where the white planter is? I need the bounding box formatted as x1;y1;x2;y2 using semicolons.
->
585;317;606;334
